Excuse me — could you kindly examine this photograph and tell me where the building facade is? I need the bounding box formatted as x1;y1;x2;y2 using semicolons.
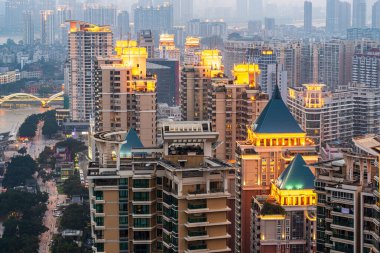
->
352;49;380;88
251;155;317;253
68;21;113;122
88;121;234;252
94;40;157;147
235;86;318;253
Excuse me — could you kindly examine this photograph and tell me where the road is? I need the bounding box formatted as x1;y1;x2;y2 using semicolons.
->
19;121;65;253
38;177;66;253
26;121;57;159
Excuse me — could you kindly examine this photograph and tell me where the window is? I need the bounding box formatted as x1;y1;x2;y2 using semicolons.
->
119;216;128;225
133;179;149;188
133;205;150;214
134;218;150;228
119;190;128;199
134;192;150;201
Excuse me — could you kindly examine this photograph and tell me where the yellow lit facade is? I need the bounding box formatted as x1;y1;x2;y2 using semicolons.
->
185;36;200;48
232;64;261;88
69;20;112;33
198;49;224;77
235;87;318;253
270;183;316;206
157;34;180;60
94;40;157;146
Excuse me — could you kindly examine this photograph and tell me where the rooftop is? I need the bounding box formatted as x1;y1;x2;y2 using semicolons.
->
252;86;304;134
275;154;315;190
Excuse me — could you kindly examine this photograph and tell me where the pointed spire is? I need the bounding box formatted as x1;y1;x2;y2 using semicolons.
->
120;128;144;158
273;84;281;99
275;154;315;190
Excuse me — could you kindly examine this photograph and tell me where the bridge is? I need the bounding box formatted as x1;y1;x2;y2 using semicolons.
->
0;91;64;107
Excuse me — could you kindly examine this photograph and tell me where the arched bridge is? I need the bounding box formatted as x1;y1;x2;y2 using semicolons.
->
0;91;64;107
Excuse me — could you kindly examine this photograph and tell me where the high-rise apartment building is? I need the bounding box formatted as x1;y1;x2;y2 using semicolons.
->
134;4;173;37
313;138;379;253
317;40;354;90
236;0;248;21
56;6;72;45
181;49;225;121
40;10;55;45
138;0;153;7
373;1;380;28
117;11;130;40
251;155;317;253
23;11;34;45
84;4;117;28
288;84;354;146
352;48;380;88
94;40;157;147
4;0;28;33
155;34;180;61
326;0;351;33
248;0;263;21
88;121;233;252
68;21;113;122
147;58;180;106
304;1;312;33
137;30;155;59
353;0;367;28
210;64;268;161
170;0;193;25
235;86;318;253
184;37;201;65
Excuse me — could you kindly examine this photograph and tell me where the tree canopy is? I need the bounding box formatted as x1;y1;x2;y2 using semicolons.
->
56;139;86;160
62;174;88;198
2;155;38;189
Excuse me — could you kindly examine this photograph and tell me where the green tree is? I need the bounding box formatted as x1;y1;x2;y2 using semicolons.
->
62;174;88;198
51;236;82;253
59;204;90;231
2;155;38;188
56;139;86;160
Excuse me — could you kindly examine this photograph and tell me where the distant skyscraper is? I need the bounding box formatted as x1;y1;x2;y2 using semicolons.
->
171;0;193;25
353;0;367;28
134;4;173;38
5;0;28;33
56;6;72;44
373;0;380;28
84;4;117;27
236;0;248;20
264;17;275;31
248;0;263;20
40;10;55;45
68;21;113;122
326;0;339;33
338;1;351;31
138;0;152;7
23;11;34;45
117;10;130;39
304;1;312;33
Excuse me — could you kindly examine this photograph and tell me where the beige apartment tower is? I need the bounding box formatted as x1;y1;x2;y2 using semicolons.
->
88;121;233;253
95;40;157;147
68;21;113;122
181;49;225;121
210;63;268;161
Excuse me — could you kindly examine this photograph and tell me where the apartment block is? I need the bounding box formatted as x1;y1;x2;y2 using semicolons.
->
155;34;180;61
181;49;225;121
94;40;157;147
184;37;201;65
68;21;113;122
209;64;268;161
235;86;318;253
287;84;354;147
88;121;234;252
352;49;380;88
251;155;317;253
312;137;379;253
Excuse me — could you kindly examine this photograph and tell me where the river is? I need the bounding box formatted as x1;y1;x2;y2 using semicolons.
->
0;106;49;134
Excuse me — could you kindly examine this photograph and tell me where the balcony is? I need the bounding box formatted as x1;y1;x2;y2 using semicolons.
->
188;217;207;223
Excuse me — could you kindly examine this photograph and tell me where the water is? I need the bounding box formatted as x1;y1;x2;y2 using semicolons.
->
0;106;48;134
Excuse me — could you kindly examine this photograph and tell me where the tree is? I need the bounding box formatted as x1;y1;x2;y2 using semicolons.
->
17;147;27;155
38;146;56;168
56;139;86;160
51;236;82;253
42;111;59;138
59;204;90;231
2;155;38;189
62;174;88;198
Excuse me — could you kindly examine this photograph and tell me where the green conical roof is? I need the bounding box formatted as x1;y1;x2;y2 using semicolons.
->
120;128;144;158
275;154;315;190
252;85;304;134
